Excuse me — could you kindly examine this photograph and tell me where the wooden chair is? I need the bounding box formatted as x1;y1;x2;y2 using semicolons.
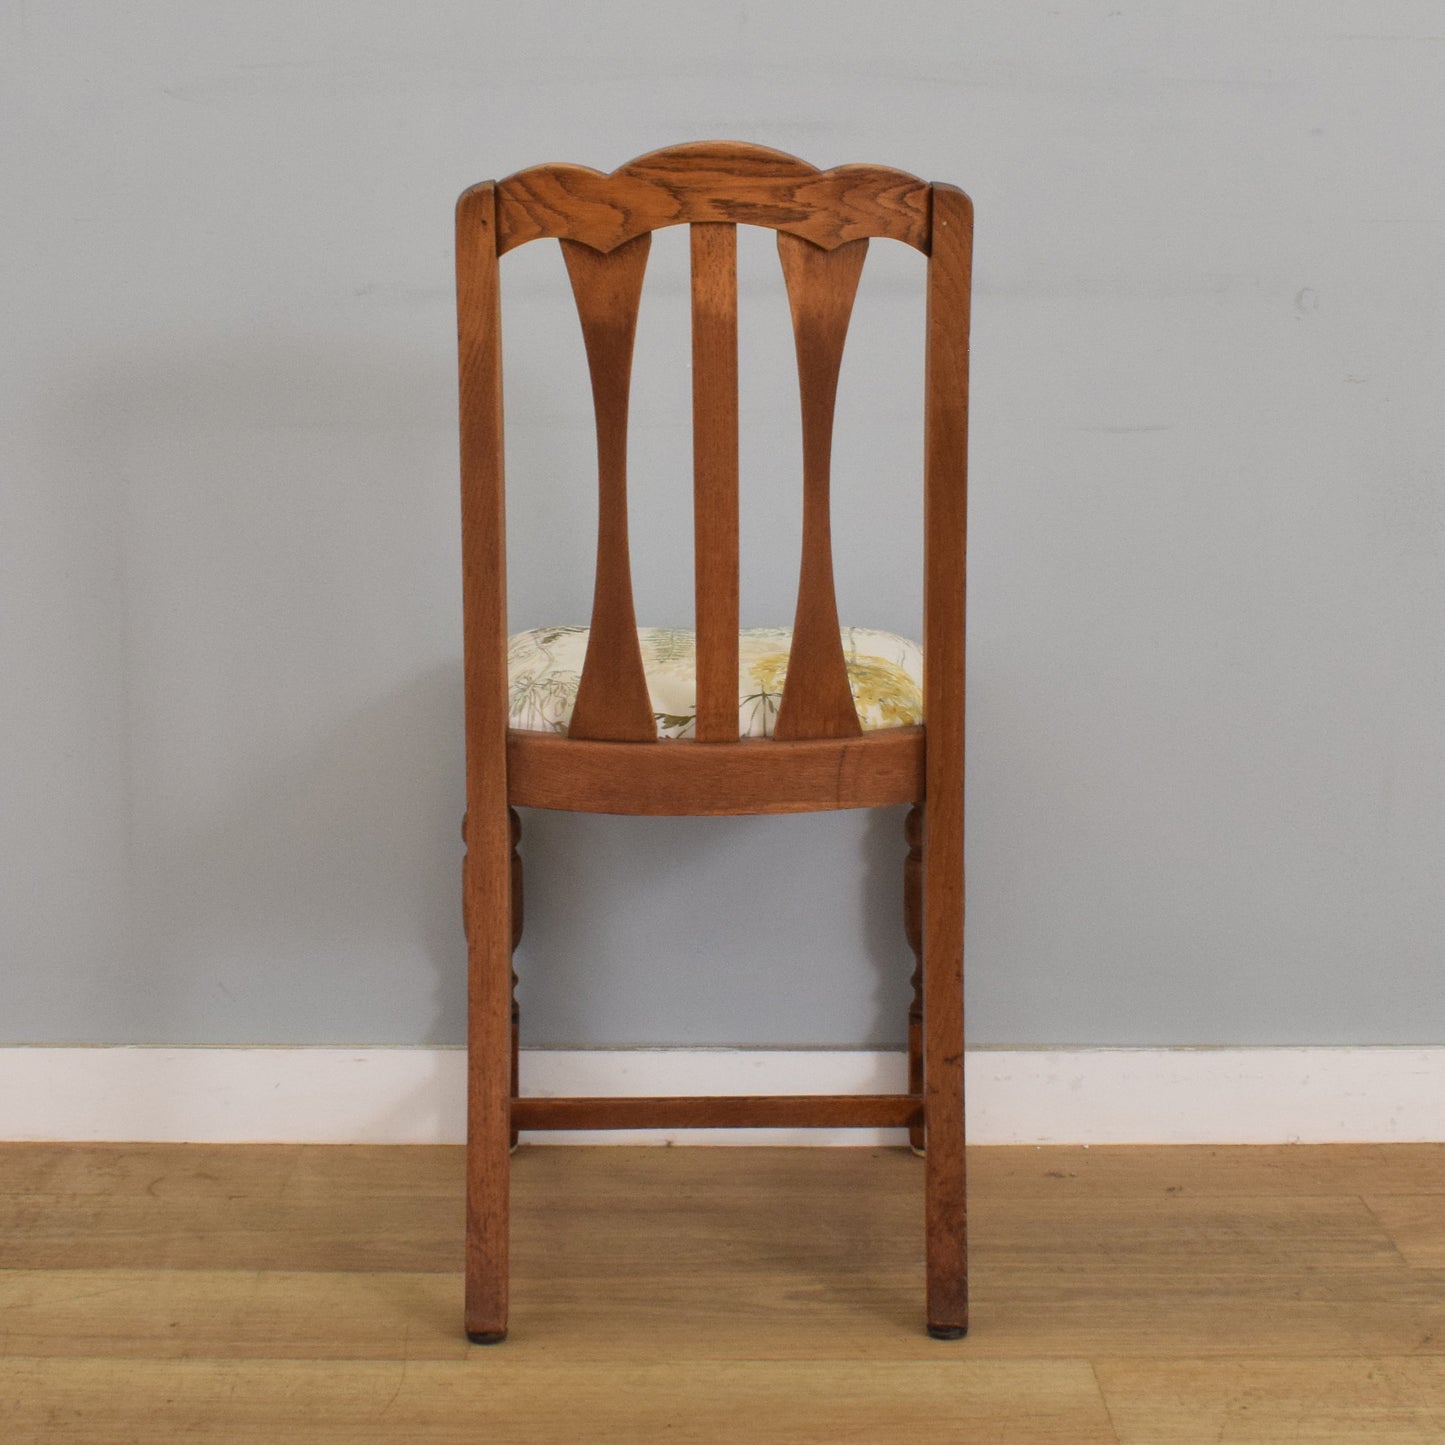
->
456;142;972;1342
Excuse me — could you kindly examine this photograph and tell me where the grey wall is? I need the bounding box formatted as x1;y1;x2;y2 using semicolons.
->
3;1;1442;1048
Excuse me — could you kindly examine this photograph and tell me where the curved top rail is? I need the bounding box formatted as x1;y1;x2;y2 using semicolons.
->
492;141;932;255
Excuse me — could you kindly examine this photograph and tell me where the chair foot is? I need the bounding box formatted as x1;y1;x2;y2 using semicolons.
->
910;1143;926;1159
467;1329;508;1345
927;1324;968;1340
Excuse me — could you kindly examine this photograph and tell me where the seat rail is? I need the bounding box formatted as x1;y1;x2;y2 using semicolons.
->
506;726;924;815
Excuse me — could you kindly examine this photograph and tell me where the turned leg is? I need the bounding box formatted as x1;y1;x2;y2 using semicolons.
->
509;807;522;1150
461;812;472;941
904;804;925;1154
922;789;967;1339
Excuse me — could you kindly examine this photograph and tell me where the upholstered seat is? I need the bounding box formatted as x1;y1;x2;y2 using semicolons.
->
507;625;923;738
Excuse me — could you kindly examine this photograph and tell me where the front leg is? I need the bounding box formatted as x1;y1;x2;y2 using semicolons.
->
465;808;523;1150
904;803;925;1154
509;807;522;1148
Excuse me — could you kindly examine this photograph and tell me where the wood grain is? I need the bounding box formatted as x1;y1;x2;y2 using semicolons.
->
0;1358;1115;1444
495;140;931;256
459;145;972;1341
772;232;867;741
965;1142;1445;1200
506;726;923;815
6;1139;1445;1440
509;806;522;1148
903;803;925;1153
1362;1195;1445;1268
12;1258;1445;1366
10;1140;1438;1203
6;1170;1405;1281
690;222;740;742
454;182;513;1343
920;181;973;1339
0;1190;461;1273
1095;1358;1445;1443
560;232;657;743
512;1095;921;1131
0;1269;471;1361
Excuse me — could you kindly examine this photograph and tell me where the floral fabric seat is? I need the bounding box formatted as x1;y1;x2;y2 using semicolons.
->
507;625;924;739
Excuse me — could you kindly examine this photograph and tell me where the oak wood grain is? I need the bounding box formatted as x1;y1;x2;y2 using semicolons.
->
9;1140;1442;1202
0;1269;472;1361
5;1143;1445;1381
965;1142;1445;1199
1095;1358;1445;1443
496;140;931;256
0;1357;1116;1444
1362;1195;1445;1268
0;1140;1265;1198
12;1257;1445;1366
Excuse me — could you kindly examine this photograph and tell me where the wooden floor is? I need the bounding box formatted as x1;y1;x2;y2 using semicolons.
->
1;1144;1444;1441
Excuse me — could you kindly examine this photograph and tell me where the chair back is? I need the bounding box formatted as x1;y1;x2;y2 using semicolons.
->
456;142;971;750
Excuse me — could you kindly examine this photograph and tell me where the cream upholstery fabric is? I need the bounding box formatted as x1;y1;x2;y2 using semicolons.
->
507;626;923;738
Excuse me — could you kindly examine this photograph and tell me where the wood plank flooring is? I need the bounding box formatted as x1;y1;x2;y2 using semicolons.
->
1;1143;1443;1441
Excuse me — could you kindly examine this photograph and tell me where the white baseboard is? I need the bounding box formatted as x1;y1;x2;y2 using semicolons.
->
0;1046;1440;1146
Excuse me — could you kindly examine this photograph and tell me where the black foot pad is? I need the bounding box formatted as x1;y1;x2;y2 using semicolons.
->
927;1324;968;1340
467;1329;508;1345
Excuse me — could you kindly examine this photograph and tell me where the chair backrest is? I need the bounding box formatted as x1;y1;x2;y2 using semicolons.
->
456;141;971;751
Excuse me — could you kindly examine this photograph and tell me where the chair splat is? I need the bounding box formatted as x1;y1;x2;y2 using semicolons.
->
690;222;742;742
560;233;658;742
773;232;868;741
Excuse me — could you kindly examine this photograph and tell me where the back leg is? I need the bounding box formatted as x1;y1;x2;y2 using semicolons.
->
904;803;925;1154
463;803;514;1344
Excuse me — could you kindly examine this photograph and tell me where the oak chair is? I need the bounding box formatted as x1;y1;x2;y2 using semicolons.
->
456;142;972;1342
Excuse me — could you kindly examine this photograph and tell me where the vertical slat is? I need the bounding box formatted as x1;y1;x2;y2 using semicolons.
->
921;182;973;1340
560;234;657;742
455;182;513;1344
773;233;868;741
690;223;740;742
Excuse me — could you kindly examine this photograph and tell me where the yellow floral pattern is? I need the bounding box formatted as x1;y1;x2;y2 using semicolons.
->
507;625;922;738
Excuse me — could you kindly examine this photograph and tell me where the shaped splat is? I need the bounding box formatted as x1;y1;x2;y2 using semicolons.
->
773;232;868;741
560;233;657;742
